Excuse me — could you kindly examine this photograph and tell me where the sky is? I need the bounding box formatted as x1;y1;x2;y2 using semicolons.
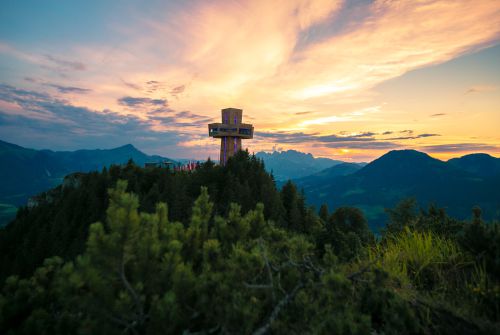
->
0;0;499;162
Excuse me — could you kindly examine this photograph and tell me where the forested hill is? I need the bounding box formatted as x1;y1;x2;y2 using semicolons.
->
0;151;307;281
0;139;176;226
295;150;500;228
1;151;499;334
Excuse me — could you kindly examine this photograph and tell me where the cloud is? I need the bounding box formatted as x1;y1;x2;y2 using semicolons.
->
387;133;440;140
0;84;220;158
418;133;440;138
322;141;399;150
421;143;499;153
345;131;376;138
430;113;446;117
46;84;91;94
0;42;43;65
121;78;142;90
170;85;185;95
118;96;168;108
45;54;86;71
148;115;176;124
175;110;213;121
256;130;386;144
254;129;443;151
1;1;500;160
145;80;168;94
463;85;498;95
0;84;196;155
24;77;91;94
299;105;381;126
280;0;500;101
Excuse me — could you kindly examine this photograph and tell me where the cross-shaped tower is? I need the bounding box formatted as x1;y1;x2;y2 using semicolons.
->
208;108;254;166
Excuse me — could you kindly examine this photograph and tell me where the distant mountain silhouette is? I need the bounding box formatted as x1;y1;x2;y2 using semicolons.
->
0;140;175;225
48;143;173;172
256;150;343;180
295;149;500;229
448;153;500;178
2;142;498;230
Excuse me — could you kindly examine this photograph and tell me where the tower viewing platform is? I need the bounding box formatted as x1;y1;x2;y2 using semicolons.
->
208;108;254;166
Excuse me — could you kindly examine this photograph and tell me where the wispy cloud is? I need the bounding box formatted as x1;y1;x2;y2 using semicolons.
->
387;133;440;141
120;78;142;91
295;111;314;115
118;96;168;108
463;85;498;95
256;130;401;150
0;43;88;74
44;54;86;71
170;85;185;95
421;143;499;153
47;84;91;94
255;129;436;148
0;84;210;156
299;105;381;126
24;77;91;94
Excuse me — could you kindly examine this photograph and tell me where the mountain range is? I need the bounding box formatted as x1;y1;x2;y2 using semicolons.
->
1;139;499;230
0;140;174;225
294;149;500;229
255;150;344;180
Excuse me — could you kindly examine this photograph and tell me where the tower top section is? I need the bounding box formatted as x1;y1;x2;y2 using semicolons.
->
221;108;242;125
208;107;254;165
208;107;253;139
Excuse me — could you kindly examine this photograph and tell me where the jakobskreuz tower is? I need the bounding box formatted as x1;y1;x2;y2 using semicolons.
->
208;108;254;166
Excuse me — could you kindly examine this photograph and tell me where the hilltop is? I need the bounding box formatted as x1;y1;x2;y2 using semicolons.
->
1;150;499;334
294;149;500;229
0;139;175;226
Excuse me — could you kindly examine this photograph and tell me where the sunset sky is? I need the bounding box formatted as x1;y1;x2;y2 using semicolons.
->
1;0;499;161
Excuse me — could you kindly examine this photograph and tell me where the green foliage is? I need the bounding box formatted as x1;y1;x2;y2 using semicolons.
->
459;216;500;278
385;199;463;237
371;228;465;290
0;151;282;281
1;153;499;334
319;203;329;222
318;207;374;261
385;198;418;234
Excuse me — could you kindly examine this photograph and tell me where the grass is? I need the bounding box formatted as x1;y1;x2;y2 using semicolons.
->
369;227;465;289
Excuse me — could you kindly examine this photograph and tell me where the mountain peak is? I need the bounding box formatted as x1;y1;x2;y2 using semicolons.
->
448;152;500;177
118;143;137;150
0;139;30;152
255;149;343;180
382;149;434;160
112;143;143;154
452;153;496;161
357;149;445;179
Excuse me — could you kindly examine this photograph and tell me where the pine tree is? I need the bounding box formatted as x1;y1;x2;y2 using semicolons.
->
319;203;329;222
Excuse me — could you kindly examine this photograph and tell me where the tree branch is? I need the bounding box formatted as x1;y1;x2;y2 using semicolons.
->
258;239;276;302
120;259;146;324
347;256;381;282
252;282;305;335
244;282;273;289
